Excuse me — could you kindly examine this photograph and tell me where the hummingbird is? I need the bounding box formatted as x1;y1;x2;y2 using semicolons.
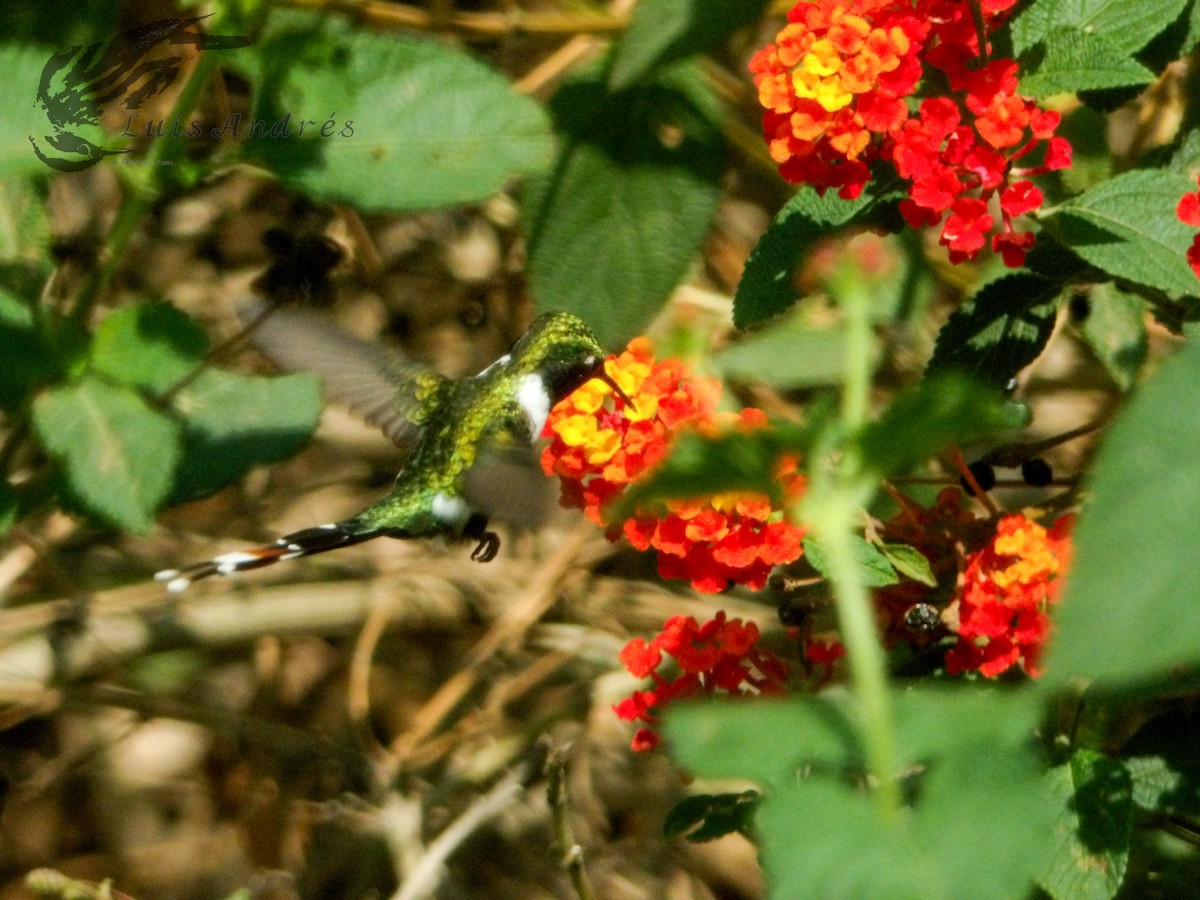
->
156;306;628;592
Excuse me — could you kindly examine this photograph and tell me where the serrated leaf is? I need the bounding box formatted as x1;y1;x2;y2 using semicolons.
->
91;300;208;395
1123;758;1200;816
32;376;181;532
169;369;321;502
860;375;1027;477
1018;31;1154;97
609;0;769;90
713;315;868;389
1047;338;1200;687
1077;284;1147;392
878;542;936;586
804;534;898;587
246;14;552;211
662;791;761;842
926;274;1063;391
527;62;722;349
1046;169;1200;297
1012;0;1188;57
1039;751;1131;900
733;183;900;329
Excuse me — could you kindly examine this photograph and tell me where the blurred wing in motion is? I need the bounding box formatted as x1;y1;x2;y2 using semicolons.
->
242;302;448;451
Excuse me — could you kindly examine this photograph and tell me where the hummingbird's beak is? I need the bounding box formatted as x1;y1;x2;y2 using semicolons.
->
596;369;638;412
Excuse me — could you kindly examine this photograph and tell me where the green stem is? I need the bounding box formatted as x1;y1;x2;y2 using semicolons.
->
68;50;219;330
810;280;900;815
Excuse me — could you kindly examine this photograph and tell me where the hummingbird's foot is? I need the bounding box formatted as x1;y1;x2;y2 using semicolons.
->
465;513;500;563
471;533;500;562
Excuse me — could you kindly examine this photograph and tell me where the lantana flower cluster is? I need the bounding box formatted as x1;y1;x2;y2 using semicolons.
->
1177;176;1200;278
541;338;805;593
869;488;1074;678
613;611;790;751
944;511;1074;677
749;0;1072;267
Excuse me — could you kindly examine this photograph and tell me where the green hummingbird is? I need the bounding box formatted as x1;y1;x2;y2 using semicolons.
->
156;306;628;592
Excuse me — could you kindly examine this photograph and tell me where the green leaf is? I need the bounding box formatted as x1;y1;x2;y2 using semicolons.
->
926;273;1063;391
666;696;864;784
1039;751;1132;900
1125;755;1200;815
1018;31;1155;97
1046;169;1200;298
804;534;898;587
527;62;722;349
609;0;770;90
878;542;937;586
0;44;81;178
662;790;761;842
713;314;869;389
668;689;1055;899
1012;0;1189;57
0;177;49;267
733;183;901;329
1047;338;1200;687
1077;284;1147;392
247;13;552;211
859;375;1027;477
169;369;321;502
91;300;208;395
32;376;181;532
0;286;52;411
612;419;817;520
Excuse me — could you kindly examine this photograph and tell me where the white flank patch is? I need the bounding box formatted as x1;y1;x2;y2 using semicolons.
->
214;550;262;575
475;353;511;379
517;373;551;442
432;491;470;527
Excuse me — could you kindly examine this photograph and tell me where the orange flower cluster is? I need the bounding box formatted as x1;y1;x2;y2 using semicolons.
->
542;339;806;593
945;513;1074;677
749;0;925;196
750;0;1071;268
613;611;790;751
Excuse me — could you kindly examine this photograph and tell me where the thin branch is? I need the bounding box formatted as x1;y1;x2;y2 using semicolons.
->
389;762;531;900
546;742;594;900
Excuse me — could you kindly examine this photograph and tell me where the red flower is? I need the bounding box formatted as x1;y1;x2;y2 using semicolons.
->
751;0;1072;268
613;612;790;751
1176;178;1200;278
945;513;1074;678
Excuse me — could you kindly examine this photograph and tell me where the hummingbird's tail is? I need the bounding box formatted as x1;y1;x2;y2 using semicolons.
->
155;520;380;593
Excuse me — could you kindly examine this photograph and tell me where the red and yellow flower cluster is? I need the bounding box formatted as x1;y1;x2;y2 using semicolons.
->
1177;177;1200;278
613;611;790;751
749;0;1071;267
870;488;1074;678
541;338;805;593
945;512;1074;677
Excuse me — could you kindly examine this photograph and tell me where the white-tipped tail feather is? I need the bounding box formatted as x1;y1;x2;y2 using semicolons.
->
155;522;377;592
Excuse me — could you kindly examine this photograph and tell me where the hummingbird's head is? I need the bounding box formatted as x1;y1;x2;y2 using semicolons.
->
512;312;634;407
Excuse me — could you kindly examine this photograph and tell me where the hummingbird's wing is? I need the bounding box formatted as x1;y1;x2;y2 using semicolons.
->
459;395;558;529
242;302;447;450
